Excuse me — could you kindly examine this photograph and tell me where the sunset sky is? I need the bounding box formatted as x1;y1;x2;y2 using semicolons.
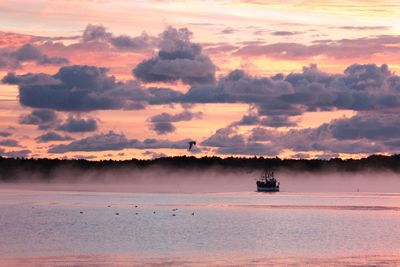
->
1;0;400;160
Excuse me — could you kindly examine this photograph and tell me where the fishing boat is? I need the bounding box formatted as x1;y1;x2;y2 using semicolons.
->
256;168;280;192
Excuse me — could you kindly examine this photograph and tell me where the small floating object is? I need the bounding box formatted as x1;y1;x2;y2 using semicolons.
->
115;213;119;215
80;211;83;214
153;211;156;214
135;205;138;208
191;213;194;216
135;212;138;215
107;205;111;208
172;214;176;216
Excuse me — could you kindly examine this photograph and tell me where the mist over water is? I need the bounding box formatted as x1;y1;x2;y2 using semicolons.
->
2;166;400;193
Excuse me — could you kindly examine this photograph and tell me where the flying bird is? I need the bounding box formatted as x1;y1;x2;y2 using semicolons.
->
188;141;196;151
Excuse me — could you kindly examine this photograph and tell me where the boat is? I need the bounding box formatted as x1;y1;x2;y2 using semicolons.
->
256;168;280;192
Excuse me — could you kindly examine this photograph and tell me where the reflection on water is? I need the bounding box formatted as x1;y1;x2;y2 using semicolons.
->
1;190;400;266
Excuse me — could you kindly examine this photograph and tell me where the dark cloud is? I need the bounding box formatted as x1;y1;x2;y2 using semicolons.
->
235;114;260;126
49;131;134;153
183;64;400;119
0;131;11;137
133;27;216;85
245;111;400;155
151;122;176;135
330;113;400;141
19;109;59;129
270;31;301;36
149;110;202;134
233;113;296;128
0;44;68;69
3;149;31;158
2;65;186;111
5;65;127;111
202;127;245;148
57;116;98;132
260;115;296;127
220;27;237;34
82;24;156;51
1;72;60;85
82;24;111;42
48;131;190;153
35;131;74;143
0;139;20;147
5;63;400;134
201;126;278;156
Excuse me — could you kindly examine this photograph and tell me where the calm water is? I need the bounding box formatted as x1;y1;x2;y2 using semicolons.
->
1;189;400;266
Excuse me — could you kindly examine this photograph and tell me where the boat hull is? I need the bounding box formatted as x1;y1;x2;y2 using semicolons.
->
257;186;279;192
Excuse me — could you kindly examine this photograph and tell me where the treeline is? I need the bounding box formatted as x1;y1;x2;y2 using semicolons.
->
0;154;400;182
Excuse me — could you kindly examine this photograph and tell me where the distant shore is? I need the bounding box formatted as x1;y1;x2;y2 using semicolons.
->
1;154;400;182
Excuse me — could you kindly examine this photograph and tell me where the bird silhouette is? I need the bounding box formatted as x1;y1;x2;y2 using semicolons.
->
188;141;196;151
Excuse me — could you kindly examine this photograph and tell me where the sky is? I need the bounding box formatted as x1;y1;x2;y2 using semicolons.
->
0;0;400;160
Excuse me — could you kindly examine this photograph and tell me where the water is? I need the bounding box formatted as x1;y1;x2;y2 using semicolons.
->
1;189;400;266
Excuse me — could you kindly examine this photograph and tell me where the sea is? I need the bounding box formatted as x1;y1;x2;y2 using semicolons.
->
0;188;400;266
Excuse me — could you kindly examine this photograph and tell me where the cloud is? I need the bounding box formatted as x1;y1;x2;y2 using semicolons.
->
2;64;186;111
260;115;296;127
35;131;74;143
245;111;400;155
338;26;390;30
19;109;59;129
185;64;400;118
0;139;21;147
57;116;98;132
233;113;296;128
270;31;301;36
329;113;400;141
3;149;31;158
82;24;157;51
151;122;176;135
149;110;202;134
5;65;127;111
202;127;245;148
5;63;400;124
201;126;278;156
49;131;133;153
133;27;216;85
0;131;11;137
220;27;237;34
234;114;260;126
0;43;69;69
234;35;400;59
48;131;190;153
142;150;167;159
